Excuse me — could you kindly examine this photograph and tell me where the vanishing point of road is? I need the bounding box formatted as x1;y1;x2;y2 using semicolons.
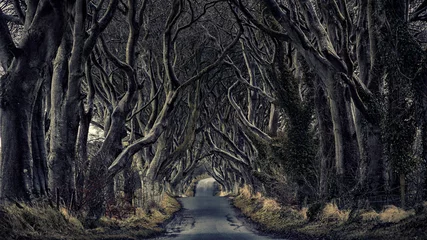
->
155;178;286;240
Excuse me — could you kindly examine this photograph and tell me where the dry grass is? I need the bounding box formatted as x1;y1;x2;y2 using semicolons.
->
240;185;253;199
262;198;282;211
0;203;85;239
0;194;181;240
232;186;427;240
234;185;306;232
359;210;380;222
60;207;84;230
320;202;350;223
98;193;181;233
349;206;415;224
378;205;415;223
300;207;308;220
161;193;181;215
218;191;230;197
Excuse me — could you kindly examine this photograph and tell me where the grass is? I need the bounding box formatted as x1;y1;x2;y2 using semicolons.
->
378;205;415;223
233;187;427;240
234;185;307;233
320;202;350;223
0;194;181;240
0;203;85;239
89;193;181;239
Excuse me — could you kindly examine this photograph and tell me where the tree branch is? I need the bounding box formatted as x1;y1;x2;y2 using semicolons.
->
0;9;16;70
84;0;119;57
228;81;272;142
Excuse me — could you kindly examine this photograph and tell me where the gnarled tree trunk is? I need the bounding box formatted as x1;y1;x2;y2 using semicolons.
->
0;1;64;201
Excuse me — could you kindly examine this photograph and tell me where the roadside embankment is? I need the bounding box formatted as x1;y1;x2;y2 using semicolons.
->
232;186;427;240
0;194;181;240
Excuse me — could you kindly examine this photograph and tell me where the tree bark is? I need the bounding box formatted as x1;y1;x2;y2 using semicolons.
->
0;69;38;201
0;1;64;201
31;86;49;197
314;79;334;199
49;31;77;206
49;0;119;207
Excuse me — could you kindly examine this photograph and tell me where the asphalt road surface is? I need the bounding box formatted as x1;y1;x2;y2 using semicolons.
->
157;178;285;240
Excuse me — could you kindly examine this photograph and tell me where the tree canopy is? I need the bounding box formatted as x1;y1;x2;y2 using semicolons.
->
1;0;427;227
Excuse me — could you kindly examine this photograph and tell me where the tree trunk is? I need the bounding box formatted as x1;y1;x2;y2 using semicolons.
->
49;33;78;206
423;123;427;200
123;160;136;204
0;1;64;202
145;133;170;184
314;79;334;199
400;173;406;208
31;87;49;197
85;108;128;227
268;103;279;137
76;103;92;209
327;80;345;189
0;68;40;201
327;78;358;195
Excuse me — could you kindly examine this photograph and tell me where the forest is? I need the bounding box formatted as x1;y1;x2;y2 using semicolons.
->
1;0;427;239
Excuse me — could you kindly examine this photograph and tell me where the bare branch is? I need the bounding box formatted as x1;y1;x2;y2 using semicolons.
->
0;12;23;24
204;129;249;166
84;0;120;57
209;122;250;164
224;58;276;103
227;81;272;142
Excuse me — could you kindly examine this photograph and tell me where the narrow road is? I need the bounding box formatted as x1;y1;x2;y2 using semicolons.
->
158;178;285;240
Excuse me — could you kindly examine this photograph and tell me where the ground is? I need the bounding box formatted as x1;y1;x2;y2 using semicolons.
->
158;178;281;240
2;180;426;240
0;194;180;240
232;186;427;240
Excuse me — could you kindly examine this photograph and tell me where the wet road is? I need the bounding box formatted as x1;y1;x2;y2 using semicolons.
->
157;178;285;240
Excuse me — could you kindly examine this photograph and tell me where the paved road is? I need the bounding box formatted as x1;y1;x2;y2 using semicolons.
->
157;178;285;240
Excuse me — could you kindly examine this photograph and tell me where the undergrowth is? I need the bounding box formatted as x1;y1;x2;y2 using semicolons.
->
234;185;307;233
0;194;181;240
0;203;84;240
91;193;181;239
233;185;427;240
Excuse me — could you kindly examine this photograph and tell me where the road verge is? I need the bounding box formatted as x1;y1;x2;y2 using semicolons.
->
231;186;427;240
0;194;181;239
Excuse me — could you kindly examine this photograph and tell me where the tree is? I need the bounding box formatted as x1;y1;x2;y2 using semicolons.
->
49;0;119;207
0;0;64;201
